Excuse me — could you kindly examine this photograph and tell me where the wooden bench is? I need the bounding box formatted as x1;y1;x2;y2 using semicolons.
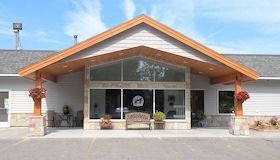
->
125;112;151;130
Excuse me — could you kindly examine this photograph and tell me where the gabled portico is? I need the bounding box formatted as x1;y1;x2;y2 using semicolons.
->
18;15;259;135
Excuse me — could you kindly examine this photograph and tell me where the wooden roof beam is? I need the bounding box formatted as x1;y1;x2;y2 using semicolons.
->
211;73;237;85
38;70;57;83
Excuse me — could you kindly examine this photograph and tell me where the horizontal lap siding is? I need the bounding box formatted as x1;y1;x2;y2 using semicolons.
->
0;72;84;113
0;77;34;113
43;71;84;113
62;24;220;66
191;74;280;116
243;80;280;115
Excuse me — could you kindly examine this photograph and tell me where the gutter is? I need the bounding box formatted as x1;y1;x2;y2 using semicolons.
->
0;74;19;76
258;77;280;80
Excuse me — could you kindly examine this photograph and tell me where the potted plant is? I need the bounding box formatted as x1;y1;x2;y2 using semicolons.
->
234;91;250;103
100;114;113;129
28;87;47;101
196;110;205;121
153;111;166;129
63;105;70;115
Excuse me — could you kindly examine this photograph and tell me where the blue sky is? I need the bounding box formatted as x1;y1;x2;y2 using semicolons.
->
0;0;280;54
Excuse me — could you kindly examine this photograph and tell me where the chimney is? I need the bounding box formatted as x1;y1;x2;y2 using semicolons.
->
73;35;78;45
13;23;22;50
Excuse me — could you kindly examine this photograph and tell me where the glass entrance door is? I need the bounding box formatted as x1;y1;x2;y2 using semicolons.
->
123;89;153;118
0;91;9;127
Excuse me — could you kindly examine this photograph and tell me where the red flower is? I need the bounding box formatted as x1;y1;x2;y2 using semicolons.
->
234;91;250;103
28;88;47;100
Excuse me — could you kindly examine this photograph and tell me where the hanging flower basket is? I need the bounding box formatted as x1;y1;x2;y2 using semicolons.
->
28;88;47;100
234;91;250;103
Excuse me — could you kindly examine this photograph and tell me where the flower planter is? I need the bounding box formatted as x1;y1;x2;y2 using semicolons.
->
154;121;165;130
100;123;113;130
251;126;280;132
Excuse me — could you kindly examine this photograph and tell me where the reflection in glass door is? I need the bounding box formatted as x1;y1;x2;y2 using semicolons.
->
123;90;153;118
0;91;9;127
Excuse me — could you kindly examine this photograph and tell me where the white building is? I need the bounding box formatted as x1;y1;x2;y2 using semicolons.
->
0;15;279;130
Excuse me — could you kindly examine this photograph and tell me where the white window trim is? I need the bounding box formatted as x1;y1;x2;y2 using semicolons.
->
0;90;11;127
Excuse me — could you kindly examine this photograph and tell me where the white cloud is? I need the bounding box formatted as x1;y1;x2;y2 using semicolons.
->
148;0;206;43
195;0;280;33
196;0;280;24
124;0;136;20
0;20;13;36
65;0;107;41
32;30;60;44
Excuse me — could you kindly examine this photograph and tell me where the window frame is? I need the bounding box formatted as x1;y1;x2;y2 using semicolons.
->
88;88;122;120
217;89;235;115
0;90;11;127
89;56;186;83
88;88;187;122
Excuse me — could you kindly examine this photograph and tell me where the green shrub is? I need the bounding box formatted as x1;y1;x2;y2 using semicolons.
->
153;111;166;121
196;110;205;120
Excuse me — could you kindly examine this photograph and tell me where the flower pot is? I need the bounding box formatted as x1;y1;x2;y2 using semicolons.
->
154;121;165;130
63;106;70;115
100;123;113;130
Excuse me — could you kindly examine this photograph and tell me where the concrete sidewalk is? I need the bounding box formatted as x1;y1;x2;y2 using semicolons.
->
44;127;236;138
1;127;280;139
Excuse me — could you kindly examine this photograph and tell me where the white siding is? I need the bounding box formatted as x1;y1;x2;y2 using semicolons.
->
191;74;280;116
0;72;84;113
62;24;221;66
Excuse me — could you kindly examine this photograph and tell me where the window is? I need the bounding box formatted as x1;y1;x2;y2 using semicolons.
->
155;90;185;119
218;91;234;113
123;57;154;81
90;57;185;82
123;89;153;118
90;89;121;119
154;62;185;82
0;92;9;122
90;62;121;81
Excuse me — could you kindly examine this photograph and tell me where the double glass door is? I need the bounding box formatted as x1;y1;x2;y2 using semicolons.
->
0;91;9;127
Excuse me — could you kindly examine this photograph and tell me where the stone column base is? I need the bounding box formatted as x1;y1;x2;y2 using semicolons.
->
229;116;249;136
29;116;46;136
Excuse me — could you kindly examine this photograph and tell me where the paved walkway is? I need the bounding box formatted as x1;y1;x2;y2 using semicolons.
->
1;127;280;139
44;127;236;138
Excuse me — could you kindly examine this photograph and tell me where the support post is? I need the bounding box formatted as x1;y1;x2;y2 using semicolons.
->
29;71;46;136
234;73;243;117
34;71;42;116
229;73;249;136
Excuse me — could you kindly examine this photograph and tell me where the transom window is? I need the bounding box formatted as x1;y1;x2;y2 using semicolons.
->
90;57;185;82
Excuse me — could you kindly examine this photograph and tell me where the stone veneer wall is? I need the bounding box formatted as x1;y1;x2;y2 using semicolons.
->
10;113;52;127
86;121;189;130
83;64;191;130
10;113;32;127
205;115;280;127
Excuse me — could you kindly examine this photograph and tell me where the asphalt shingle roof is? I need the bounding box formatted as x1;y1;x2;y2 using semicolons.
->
0;49;279;77
225;54;280;77
0;50;57;74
